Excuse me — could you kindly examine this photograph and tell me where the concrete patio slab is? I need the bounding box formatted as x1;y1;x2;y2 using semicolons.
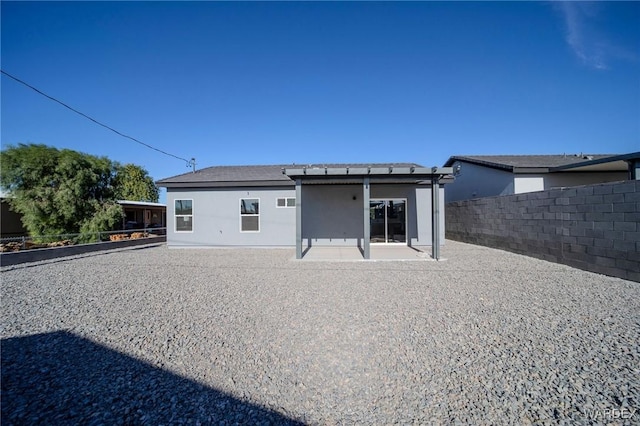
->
299;245;436;261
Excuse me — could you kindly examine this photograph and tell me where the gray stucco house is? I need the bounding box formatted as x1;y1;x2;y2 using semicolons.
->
156;163;452;259
443;152;639;203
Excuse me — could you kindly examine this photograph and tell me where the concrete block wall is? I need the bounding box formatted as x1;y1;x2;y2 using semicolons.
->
446;180;639;282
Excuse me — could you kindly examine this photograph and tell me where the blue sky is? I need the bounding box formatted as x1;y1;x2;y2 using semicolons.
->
2;1;639;202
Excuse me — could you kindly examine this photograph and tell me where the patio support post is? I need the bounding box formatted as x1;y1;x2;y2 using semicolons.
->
363;177;370;259
431;171;441;260
295;178;303;259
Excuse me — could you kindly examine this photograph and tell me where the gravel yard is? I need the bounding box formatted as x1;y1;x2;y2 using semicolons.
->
2;241;639;425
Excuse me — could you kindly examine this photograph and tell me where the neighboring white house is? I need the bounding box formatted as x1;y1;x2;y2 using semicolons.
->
443;152;639;203
156;163;453;259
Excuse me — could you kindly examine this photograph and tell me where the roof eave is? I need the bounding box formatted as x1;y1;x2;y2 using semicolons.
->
513;167;550;174
443;156;514;172
550;152;640;172
158;180;295;189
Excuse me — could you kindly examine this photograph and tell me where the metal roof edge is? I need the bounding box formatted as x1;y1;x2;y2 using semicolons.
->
117;200;166;207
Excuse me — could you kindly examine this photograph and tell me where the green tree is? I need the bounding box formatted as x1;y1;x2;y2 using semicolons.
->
113;163;159;203
0;143;155;239
78;201;124;243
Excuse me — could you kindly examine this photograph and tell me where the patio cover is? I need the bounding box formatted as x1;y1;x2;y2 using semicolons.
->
284;166;453;260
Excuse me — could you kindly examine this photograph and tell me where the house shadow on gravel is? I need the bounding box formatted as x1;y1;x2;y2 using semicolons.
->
2;331;304;425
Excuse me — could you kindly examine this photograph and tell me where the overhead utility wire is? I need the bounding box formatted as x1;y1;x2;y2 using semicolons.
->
1;69;194;167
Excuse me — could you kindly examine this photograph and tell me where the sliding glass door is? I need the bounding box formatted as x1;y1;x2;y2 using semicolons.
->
369;199;406;244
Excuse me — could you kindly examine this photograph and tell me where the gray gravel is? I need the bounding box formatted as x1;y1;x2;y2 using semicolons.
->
2;241;639;425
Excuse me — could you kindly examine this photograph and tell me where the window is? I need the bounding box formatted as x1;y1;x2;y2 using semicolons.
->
276;197;296;208
240;198;259;232
175;199;193;232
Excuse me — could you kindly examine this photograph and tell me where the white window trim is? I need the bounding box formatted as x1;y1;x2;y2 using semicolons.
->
276;197;296;208
174;198;194;233
240;198;260;233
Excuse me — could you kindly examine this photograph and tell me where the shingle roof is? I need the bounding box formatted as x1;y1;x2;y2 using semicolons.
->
157;162;423;187
443;154;619;171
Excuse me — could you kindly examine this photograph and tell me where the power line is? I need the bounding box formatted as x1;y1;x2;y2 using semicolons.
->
1;69;194;167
